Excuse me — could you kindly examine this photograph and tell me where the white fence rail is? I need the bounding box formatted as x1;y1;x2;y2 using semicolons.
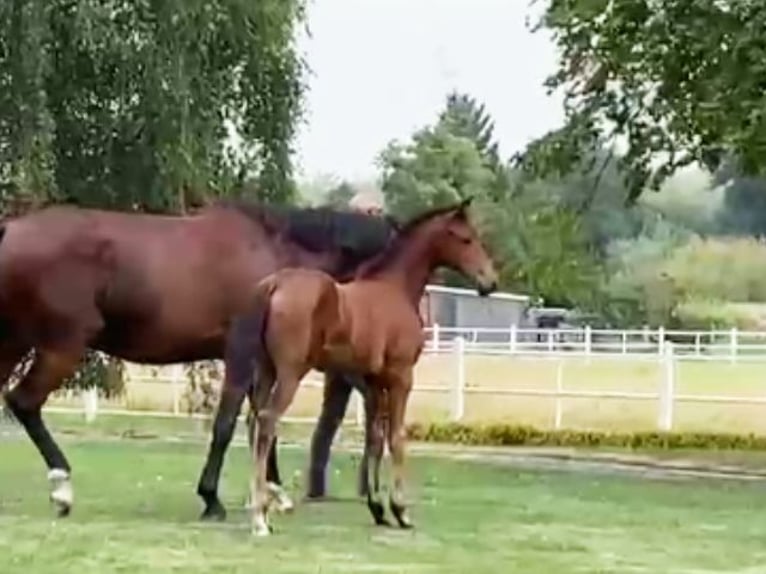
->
425;325;766;360
44;325;766;434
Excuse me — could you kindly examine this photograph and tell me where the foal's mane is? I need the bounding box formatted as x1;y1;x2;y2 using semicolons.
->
215;199;396;258
354;203;465;279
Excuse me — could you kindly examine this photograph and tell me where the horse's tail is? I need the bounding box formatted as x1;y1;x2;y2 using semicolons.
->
226;277;279;395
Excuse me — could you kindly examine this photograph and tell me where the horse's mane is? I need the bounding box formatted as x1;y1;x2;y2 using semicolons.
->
214;199;397;260
355;203;464;279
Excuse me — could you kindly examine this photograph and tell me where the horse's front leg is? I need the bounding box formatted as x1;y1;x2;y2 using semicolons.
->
387;369;414;529
5;348;83;517
365;383;390;526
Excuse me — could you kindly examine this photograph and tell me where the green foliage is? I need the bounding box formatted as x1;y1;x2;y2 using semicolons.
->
182;362;221;415
0;0;307;213
407;421;766;451
380;125;496;219
323;181;357;208
380;92;608;309
533;0;766;200
7;351;124;398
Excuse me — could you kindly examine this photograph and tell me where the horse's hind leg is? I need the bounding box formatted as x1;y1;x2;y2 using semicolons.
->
4;346;85;517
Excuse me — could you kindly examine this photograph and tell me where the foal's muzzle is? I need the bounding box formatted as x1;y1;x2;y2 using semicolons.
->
477;280;498;297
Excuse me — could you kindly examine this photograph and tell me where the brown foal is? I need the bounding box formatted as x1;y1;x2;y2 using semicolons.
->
226;198;498;536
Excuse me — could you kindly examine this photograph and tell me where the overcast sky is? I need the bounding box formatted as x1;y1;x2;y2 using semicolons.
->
292;0;565;183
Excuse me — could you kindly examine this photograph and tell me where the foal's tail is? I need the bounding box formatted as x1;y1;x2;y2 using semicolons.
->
226;277;279;394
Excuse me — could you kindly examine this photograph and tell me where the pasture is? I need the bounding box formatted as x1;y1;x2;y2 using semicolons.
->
48;353;766;434
2;429;766;573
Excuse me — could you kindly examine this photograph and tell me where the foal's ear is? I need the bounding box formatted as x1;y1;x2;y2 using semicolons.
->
452;196;473;219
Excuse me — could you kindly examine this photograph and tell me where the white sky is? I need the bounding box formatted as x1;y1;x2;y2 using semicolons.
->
293;0;565;183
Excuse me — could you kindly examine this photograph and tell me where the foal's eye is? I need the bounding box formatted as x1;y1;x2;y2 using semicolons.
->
461;237;472;245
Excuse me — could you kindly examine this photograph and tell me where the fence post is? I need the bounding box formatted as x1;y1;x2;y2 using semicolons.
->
354;392;364;428
451;337;466;421
547;329;555;352
83;387;98;423
730;327;738;363
657;326;665;357
658;341;675;431
584;325;592;364
553;360;564;430
432;322;440;351
509;324;517;354
172;364;184;415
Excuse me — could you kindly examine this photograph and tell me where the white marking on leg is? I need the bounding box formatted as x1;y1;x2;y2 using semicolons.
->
48;468;73;511
252;509;271;537
267;482;294;514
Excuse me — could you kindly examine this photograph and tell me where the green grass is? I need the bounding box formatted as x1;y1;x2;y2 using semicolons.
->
3;436;766;573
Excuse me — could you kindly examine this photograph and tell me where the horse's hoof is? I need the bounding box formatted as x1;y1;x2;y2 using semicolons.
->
48;469;73;518
200;503;227;522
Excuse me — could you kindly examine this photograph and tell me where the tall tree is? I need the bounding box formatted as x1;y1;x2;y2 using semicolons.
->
0;0;307;214
529;1;766;201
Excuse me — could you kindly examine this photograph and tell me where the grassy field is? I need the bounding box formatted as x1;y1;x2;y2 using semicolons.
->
2;436;766;573
48;353;766;434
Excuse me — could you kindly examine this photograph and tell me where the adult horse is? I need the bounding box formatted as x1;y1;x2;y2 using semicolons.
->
0;201;396;518
230;199;498;535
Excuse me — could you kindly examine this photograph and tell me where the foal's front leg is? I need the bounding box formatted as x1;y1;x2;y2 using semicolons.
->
364;383;390;526
387;370;414;529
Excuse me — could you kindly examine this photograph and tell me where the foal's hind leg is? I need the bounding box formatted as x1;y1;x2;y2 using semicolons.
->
245;397;293;514
250;366;306;537
4;346;85;517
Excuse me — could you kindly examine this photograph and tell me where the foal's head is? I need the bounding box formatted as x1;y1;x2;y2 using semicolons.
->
428;198;498;296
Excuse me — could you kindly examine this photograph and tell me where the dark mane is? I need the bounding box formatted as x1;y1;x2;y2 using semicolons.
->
213;199;398;272
355;202;464;279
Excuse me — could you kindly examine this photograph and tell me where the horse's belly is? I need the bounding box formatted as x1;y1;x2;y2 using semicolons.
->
95;312;226;364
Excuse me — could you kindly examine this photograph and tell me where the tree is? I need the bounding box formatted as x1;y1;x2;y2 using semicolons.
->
0;0;307;214
324;181;357;208
379;101;606;308
380;125;496;219
529;1;766;200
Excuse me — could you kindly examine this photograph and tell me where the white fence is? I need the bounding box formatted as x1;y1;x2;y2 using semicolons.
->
45;326;766;434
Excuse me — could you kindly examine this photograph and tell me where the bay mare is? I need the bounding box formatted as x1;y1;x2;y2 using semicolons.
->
0;201;396;519
232;199;498;535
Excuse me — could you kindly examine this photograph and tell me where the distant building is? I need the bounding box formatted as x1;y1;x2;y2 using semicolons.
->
420;284;531;342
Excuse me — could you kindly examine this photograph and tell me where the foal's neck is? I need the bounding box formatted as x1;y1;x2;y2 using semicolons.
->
366;235;438;306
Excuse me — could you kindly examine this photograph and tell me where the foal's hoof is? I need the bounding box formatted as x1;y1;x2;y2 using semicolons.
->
390;500;414;530
53;500;72;518
367;497;392;527
200;502;227;522
251;516;273;537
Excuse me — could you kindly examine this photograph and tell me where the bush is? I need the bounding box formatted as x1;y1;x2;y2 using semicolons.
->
182;361;221;415
406;422;766;451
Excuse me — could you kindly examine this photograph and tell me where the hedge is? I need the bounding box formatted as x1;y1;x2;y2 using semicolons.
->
405;422;766;451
